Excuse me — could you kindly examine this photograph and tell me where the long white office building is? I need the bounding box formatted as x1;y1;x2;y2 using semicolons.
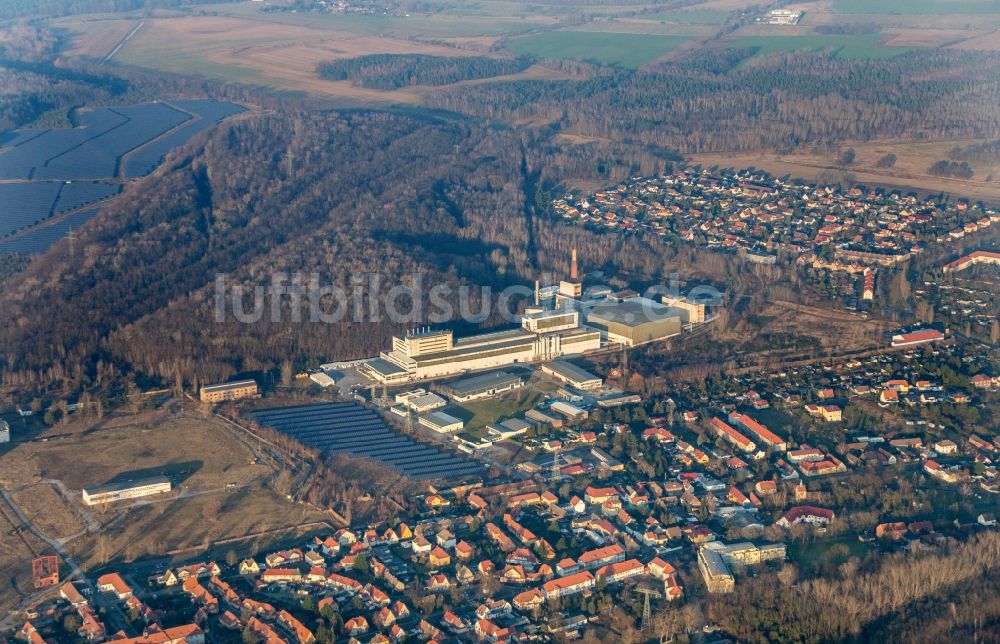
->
362;309;601;383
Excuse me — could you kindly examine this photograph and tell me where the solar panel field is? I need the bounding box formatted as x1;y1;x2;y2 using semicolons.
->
247;402;485;481
0;182;119;238
124;100;245;177
0;99;243;254
0;207;100;254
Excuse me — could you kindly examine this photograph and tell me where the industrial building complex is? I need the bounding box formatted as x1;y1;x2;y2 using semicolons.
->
360;251;710;384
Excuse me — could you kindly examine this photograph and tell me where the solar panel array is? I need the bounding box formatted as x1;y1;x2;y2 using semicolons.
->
0;208;100;254
247;402;485;481
0;99;241;254
124;100;245;177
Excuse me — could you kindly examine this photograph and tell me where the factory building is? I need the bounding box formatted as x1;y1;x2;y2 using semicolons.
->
443;372;525;402
83;476;172;506
418;411;465;434
540;361;602;390
585;298;682;347
360;250;708;383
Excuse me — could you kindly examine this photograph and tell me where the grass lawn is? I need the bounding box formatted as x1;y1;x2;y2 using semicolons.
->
504;31;694;67
644;9;730;24
833;0;1000;14
447;389;545;431
788;536;871;575
731;34;911;60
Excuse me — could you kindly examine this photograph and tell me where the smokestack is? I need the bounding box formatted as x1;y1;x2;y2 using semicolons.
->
534;280;540;306
570;248;578;281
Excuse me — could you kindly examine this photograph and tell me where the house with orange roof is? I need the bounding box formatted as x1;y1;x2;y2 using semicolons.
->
427;573;451;592
708;418;756;453
278;610;314;644
583;486;617;504
455;540;474;560
105;623;205;644
542;570;595;599
97;573;132;600
595;559;645;584
428;546;451;568
344;616;369;636
442;610;468;632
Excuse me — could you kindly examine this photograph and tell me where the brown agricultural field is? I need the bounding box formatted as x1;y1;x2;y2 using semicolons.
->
57;12;564;104
692;138;1000;202
950;29;1000;51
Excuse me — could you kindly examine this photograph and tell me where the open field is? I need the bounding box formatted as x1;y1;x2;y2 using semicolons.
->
59;12;571;103
721;300;898;364
0;415;262;492
0;495;50;617
504;31;694;67
728;33;912;59
833;0;1000;15
0;409;333;604
10;483;86;541
67;481;329;569
643;9;731;24
691;138;1000;202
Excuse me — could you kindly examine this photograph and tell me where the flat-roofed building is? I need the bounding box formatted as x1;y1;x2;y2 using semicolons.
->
550;400;588;421
697;547;734;593
707;541;786;566
364;301;602;383
487;418;532;440
521;309;580;334
419;411;465;434
361;357;410;384
585;298;681;347
443;371;525;402
395;389;447;413
199;379;258;403
661;295;706;324
540;361;602;390
83;476;171;506
0;419;9;444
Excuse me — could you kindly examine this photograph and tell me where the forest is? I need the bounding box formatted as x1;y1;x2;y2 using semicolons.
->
703;531;1000;643
426;49;1000;153
316;54;531;90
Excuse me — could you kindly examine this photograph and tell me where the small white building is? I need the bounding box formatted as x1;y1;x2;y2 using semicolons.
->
0;419;9;444
309;372;337;388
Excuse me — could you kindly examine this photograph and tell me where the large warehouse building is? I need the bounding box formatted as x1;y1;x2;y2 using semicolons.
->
584;298;682;347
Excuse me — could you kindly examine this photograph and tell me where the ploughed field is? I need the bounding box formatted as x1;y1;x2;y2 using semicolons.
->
247;402;485;481
0;99;243;254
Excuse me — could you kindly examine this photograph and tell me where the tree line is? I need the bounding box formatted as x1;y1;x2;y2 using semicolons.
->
316;54;530;90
